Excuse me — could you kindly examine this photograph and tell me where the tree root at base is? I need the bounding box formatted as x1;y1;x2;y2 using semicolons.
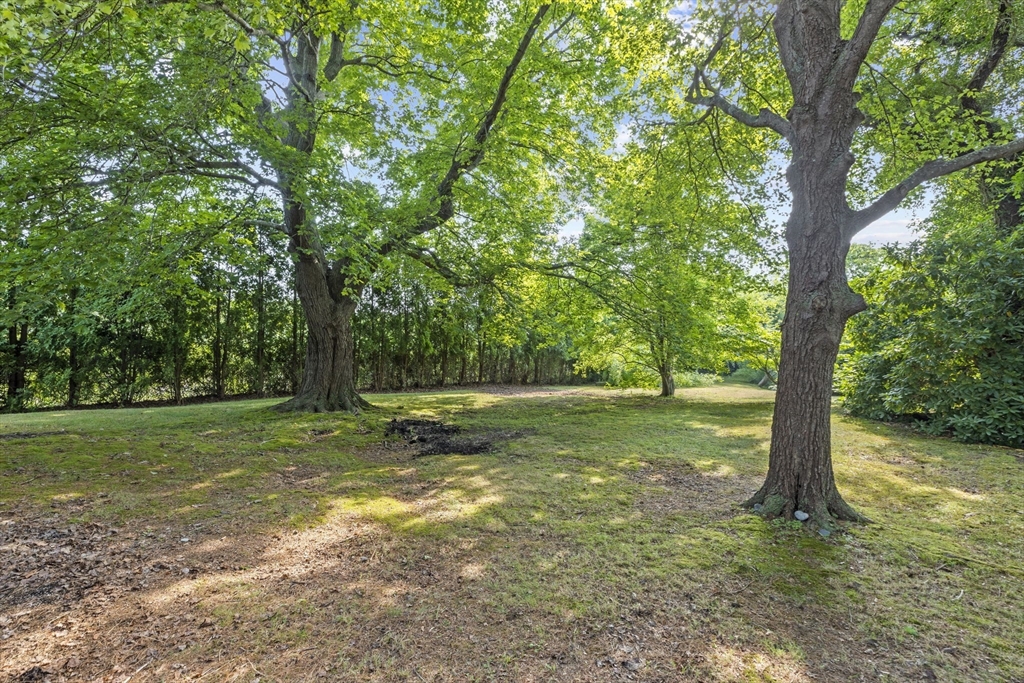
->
272;392;372;414
742;486;872;526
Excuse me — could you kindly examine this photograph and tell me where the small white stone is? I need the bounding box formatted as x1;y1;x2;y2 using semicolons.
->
794;511;810;522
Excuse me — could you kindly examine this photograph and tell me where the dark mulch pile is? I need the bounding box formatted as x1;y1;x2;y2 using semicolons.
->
384;419;529;456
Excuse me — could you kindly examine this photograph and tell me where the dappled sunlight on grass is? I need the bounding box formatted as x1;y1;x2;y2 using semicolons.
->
2;385;1022;681
944;487;989;502
706;643;811;682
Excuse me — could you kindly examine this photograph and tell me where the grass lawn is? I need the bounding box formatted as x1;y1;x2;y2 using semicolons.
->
1;384;1022;682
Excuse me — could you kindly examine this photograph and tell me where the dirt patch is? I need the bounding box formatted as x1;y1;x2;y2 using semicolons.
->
0;514;217;615
383;419;530;457
627;463;760;520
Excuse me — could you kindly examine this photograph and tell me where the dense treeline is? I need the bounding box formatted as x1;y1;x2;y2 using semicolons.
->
840;178;1024;448
0;243;586;410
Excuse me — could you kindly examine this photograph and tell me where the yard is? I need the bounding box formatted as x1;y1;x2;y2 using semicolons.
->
2;384;1022;682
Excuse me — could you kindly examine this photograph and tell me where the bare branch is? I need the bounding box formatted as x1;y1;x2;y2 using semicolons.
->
686;73;793;140
848;136;1024;236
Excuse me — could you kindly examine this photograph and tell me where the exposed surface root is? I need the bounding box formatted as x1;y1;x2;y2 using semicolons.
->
272;392;372;414
742;486;871;527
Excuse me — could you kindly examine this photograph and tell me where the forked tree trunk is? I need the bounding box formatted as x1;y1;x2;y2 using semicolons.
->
268;8;549;410
658;363;675;397
276;256;369;413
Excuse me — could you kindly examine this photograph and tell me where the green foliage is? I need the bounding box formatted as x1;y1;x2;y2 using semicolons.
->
839;208;1024;447
726;366;768;385
550;120;773;391
673;370;722;389
727;289;783;385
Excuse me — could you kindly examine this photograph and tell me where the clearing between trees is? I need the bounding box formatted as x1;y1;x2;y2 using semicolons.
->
1;384;1022;682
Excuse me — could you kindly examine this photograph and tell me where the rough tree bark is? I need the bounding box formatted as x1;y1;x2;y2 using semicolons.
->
659;365;675;397
279;252;368;412
958;0;1023;236
689;0;1024;527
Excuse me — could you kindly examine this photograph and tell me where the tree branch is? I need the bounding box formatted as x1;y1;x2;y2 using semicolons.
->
686;71;792;140
323;33;347;82
835;0;901;89
378;3;551;256
185;158;282;191
961;0;1013;114
403;247;489;288
194;1;287;48
848;136;1024;235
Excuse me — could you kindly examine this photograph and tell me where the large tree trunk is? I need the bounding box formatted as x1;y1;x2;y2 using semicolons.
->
745;84;868;525
269;29;370;413
658;363;675;397
738;0;877;528
275;255;369;413
747;233;866;524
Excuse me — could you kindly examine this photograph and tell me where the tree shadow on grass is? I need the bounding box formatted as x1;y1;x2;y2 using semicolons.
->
1;387;1021;682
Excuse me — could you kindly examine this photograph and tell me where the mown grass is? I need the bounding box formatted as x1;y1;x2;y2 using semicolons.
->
1;385;1022;682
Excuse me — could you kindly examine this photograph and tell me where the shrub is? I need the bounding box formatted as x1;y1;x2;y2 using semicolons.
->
838;223;1024;448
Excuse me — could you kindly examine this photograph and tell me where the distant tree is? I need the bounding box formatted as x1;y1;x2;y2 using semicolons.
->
548;128;767;397
730;291;784;387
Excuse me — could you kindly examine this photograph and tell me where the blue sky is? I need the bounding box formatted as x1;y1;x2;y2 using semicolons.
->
558;200;928;244
855;207;920;244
